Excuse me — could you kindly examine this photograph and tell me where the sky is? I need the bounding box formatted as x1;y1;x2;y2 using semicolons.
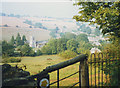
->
0;0;79;18
1;0;73;2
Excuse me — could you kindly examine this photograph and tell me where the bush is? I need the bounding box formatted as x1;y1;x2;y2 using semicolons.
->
59;50;77;59
2;57;21;63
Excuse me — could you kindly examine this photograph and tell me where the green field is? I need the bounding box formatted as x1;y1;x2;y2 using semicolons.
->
4;55;80;86
3;55;106;87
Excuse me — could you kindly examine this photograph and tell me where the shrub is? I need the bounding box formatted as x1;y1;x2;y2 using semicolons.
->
59;50;77;59
2;57;21;63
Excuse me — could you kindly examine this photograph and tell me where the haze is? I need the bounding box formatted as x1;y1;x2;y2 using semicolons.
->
0;1;79;18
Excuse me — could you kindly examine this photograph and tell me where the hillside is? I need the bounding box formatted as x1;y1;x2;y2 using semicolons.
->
0;16;51;41
0;15;103;44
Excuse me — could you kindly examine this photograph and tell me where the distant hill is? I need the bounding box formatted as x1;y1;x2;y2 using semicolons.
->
0;16;51;41
0;14;101;42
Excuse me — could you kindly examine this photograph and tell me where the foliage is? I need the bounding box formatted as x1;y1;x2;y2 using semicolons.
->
16;33;22;46
56;38;68;53
20;44;35;56
2;40;14;57
59;50;77;59
73;2;120;38
41;45;52;55
62;32;76;40
77;41;92;54
9;36;15;45
76;34;89;43
74;2;120;86
36;49;42;56
102;59;119;86
66;39;79;53
2;57;21;63
41;34;91;55
22;35;27;45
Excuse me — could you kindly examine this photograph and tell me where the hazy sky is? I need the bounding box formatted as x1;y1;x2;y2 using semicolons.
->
1;0;73;2
0;0;79;18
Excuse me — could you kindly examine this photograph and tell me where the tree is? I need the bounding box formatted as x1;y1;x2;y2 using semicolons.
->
16;33;22;46
57;38;68;53
66;39;79;52
59;50;77;59
36;49;42;56
2;41;14;57
41;45;52;55
22;35;27;45
73;2;120;38
20;44;34;56
77;41;93;54
10;36;15;45
62;32;76;40
76;34;89;43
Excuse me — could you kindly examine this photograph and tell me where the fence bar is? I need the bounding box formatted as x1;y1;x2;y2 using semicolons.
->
57;69;59;88
102;54;103;87
50;71;79;85
69;82;79;88
105;53;107;84
90;54;93;86
79;62;81;88
94;56;96;87
98;53;102;86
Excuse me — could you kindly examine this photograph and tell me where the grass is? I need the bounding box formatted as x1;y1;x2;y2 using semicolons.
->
1;55;109;87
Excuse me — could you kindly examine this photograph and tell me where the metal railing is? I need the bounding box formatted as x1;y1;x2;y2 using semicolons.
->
88;53;119;87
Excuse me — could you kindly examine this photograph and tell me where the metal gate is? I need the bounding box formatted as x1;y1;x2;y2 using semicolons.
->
88;53;119;87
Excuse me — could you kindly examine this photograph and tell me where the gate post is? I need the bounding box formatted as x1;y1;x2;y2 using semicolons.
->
80;57;89;87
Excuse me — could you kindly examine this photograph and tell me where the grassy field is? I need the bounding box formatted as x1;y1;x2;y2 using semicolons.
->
3;55;107;87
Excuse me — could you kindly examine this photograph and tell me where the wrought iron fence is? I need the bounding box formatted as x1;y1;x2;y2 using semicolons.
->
88;53;119;87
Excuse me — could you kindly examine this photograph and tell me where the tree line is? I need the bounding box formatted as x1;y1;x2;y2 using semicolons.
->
2;33;36;58
41;33;93;57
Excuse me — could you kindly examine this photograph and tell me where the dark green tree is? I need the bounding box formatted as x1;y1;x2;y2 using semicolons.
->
20;44;34;56
10;36;15;45
2;40;14;57
22;35;27;45
16;33;22;46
